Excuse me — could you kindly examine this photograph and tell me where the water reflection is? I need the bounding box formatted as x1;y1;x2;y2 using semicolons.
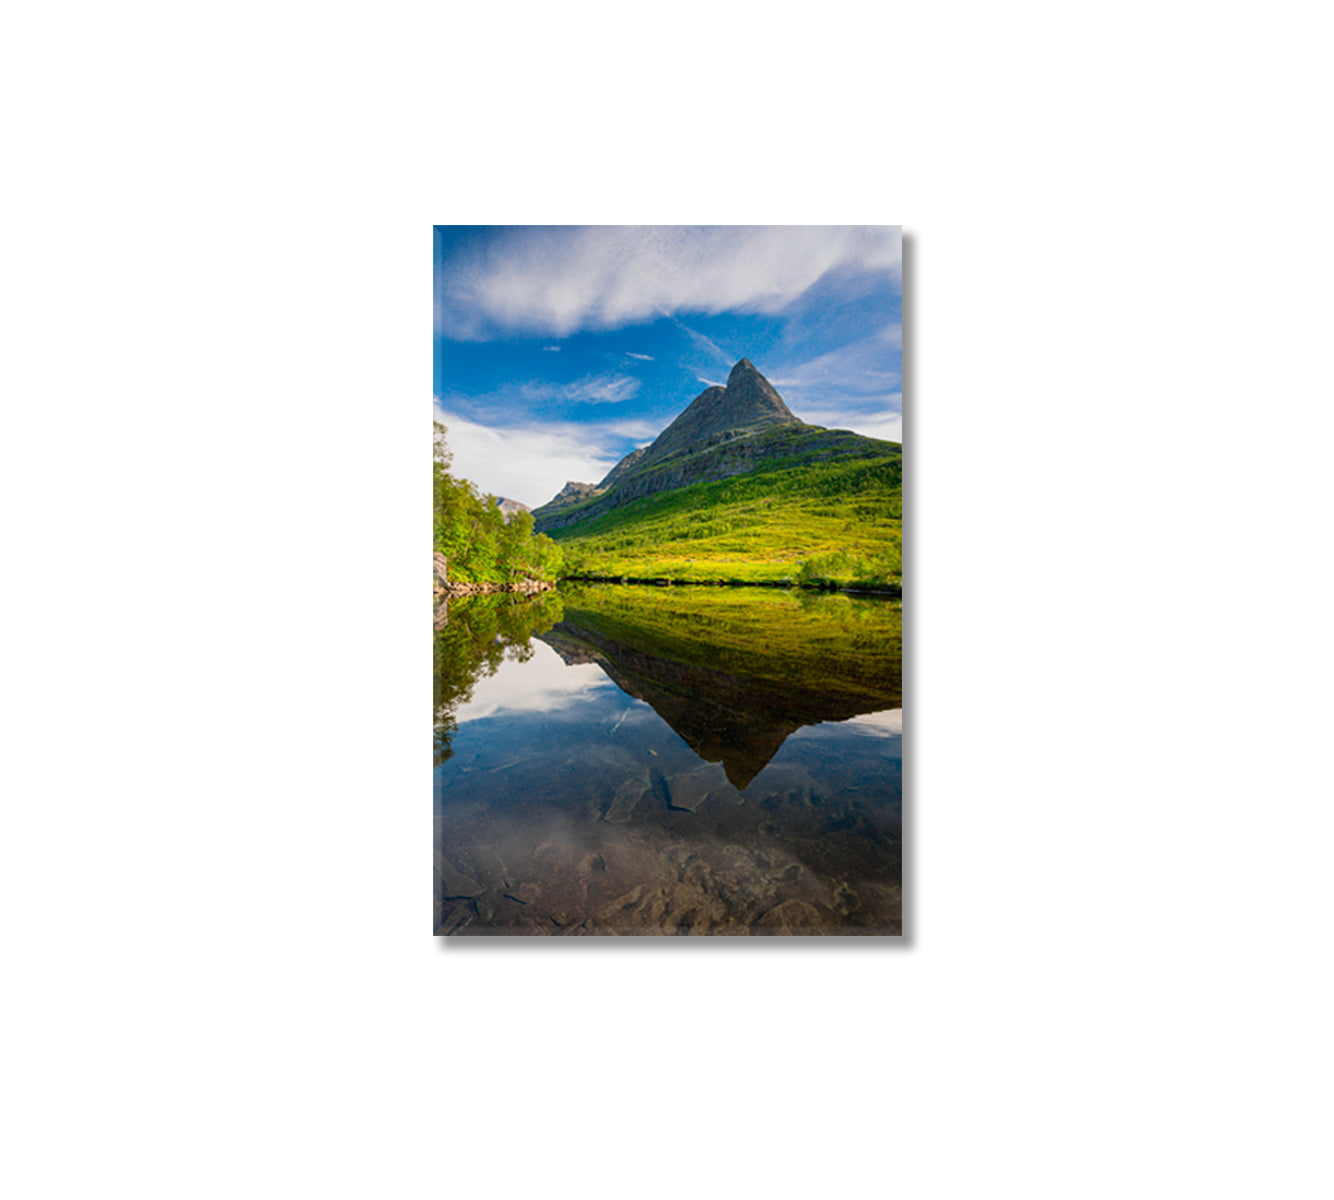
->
542;591;899;788
433;585;902;935
432;590;564;765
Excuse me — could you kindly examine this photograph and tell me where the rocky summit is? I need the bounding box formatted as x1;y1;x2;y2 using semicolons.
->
532;357;893;532
496;497;531;523
628;358;801;476
544;481;600;507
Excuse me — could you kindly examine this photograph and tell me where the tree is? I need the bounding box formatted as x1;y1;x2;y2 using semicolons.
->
433;420;452;470
432;423;561;583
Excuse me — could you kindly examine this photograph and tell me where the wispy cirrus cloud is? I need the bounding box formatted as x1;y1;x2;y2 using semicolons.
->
435;226;901;340
674;317;735;366
625;351;654;362
770;341;900;399
517;373;641;405
764;331;902;440
439;373;641;418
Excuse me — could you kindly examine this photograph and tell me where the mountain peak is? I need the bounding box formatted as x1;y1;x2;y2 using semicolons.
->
545;480;601;509
719;358;796;424
620;358;800;476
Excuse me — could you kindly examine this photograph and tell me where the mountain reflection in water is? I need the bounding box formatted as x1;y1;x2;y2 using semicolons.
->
434;584;902;936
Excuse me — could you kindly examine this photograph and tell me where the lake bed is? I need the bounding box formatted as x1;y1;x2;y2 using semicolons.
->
434;584;902;935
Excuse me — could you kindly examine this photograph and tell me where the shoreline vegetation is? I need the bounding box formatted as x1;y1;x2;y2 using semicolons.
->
432;566;898;602
559;574;901;596
433;421;564;590
433;575;899;602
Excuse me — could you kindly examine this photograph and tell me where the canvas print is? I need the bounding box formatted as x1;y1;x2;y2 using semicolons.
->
433;225;903;935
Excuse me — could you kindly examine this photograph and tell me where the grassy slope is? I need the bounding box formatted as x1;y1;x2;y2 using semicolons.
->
549;451;902;587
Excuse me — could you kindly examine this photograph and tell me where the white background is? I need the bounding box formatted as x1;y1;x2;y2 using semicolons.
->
4;4;1331;1197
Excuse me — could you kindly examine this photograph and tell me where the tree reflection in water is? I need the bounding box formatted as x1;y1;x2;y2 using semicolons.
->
432;591;564;766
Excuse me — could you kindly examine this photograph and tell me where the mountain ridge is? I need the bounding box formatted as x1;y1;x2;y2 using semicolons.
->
533;358;895;533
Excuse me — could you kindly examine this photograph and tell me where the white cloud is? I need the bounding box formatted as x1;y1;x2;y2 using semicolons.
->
599;418;659;440
800;393;902;443
436;225;901;339
846;414;903;443
518;373;640;406
433;403;649;508
625;351;654;361
542;345;561;352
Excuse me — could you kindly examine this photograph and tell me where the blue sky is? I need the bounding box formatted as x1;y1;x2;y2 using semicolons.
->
434;225;901;508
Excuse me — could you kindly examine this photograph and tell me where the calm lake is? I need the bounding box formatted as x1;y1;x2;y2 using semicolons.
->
434;583;902;936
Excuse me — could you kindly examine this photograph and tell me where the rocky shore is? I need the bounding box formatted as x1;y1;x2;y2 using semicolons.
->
435;578;555;598
433;550;556;600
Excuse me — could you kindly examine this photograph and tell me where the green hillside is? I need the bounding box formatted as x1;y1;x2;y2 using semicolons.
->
550;449;902;589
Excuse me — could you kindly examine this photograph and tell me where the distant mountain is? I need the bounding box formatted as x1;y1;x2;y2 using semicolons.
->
539;482;599;512
532;358;896;533
495;497;531;523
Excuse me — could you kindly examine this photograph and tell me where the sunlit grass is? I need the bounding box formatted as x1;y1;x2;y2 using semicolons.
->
550;455;902;588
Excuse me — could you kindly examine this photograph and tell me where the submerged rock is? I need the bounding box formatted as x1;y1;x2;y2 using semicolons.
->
433;853;483;898
756;900;825;934
604;768;650;823
504;882;542;905
664;767;714;813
